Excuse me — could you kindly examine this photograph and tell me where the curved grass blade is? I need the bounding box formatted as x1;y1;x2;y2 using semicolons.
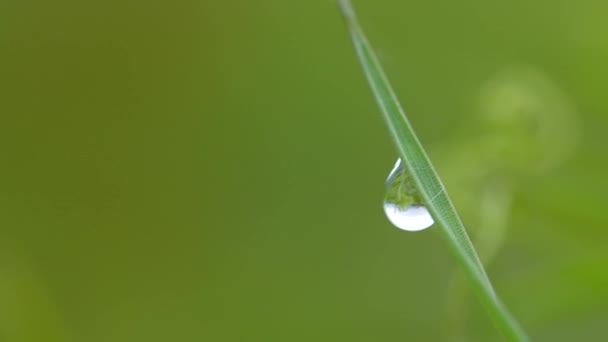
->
338;1;529;340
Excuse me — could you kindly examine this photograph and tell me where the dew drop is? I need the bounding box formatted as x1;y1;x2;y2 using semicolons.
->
383;159;434;231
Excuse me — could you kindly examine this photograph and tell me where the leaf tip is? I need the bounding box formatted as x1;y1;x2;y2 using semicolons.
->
337;0;356;21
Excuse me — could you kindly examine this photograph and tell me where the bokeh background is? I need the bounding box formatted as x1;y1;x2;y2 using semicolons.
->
1;0;607;341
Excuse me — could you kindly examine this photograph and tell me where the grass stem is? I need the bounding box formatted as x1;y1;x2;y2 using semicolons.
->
338;1;530;340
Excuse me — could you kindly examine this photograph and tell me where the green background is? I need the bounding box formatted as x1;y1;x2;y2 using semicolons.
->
1;0;606;341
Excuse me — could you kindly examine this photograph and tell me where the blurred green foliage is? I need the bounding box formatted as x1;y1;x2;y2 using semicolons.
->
0;0;606;341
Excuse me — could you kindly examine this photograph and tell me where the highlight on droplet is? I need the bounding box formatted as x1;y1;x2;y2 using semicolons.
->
383;202;434;231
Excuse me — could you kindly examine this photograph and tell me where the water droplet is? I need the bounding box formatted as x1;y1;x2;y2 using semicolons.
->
383;159;434;231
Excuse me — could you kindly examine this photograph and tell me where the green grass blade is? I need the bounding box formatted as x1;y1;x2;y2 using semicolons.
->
338;1;529;340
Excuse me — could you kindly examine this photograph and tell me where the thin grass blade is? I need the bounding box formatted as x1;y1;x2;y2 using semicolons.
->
338;1;529;340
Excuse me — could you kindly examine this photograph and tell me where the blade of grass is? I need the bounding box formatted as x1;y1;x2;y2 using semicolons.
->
338;1;529;340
